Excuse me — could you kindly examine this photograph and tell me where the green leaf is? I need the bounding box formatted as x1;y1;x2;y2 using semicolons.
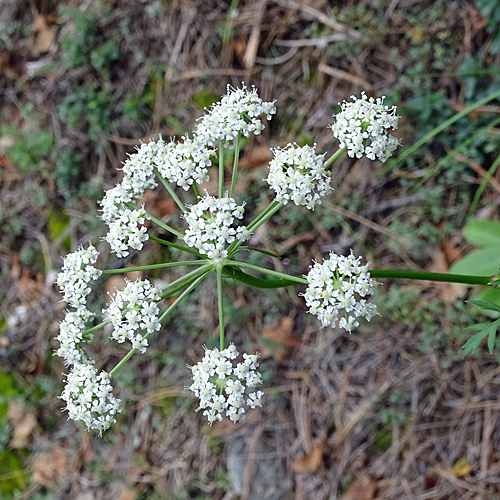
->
222;267;296;288
465;322;494;331
467;299;500;313
47;207;71;250
238;246;281;259
489;326;497;353
463;319;500;355
450;248;500;276
463;330;490;356
464;220;500;247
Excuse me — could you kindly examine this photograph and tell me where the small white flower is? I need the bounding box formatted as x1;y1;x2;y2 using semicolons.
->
303;251;377;331
60;361;122;435
57;244;101;308
266;143;332;210
104;279;161;353
183;194;251;262
330;92;400;162
188;344;263;424
154;136;214;190
99;140;158;224
103;206;150;258
55;307;95;366
194;83;276;147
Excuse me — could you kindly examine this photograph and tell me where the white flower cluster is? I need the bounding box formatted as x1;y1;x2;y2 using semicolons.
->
55;308;94;366
303;251;377;332
183;194;251;262
104;279;161;353
99;141;159;256
154;136;214;190
56;244;122;434
266;143;332;210
60;361;122;435
56;244;101;308
103;206;150;258
100;141;158;224
56;244;101;366
195;83;276;147
189;344;263;424
330;92;400;162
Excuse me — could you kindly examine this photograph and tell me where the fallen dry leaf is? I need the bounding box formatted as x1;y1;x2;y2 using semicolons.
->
441;242;462;264
32;15;56;57
239;144;272;170
452;457;472;477
106;275;127;301
427;249;465;305
7;401;38;448
32;447;68;487
291;438;324;473
339;473;377;500
260;316;299;362
117;487;139;500
231;38;247;59
105;270;142;301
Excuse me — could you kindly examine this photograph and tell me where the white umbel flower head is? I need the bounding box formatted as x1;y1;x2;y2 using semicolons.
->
99;140;158;224
154;136;214;190
57;244;102;308
188;344;263;424
303;251;377;332
55;307;95;367
330;93;400;162
266;143;332;210
103;206;150;258
195;83;276;147
104;278;161;353
183;194;251;262
60;360;122;435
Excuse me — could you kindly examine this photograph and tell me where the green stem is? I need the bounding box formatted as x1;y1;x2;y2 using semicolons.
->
158;271;210;323
149;235;202;258
369;269;492;286
102;260;207;274
249;201;283;231
410;116;500;194
192;182;201;200
227;201;283;257
222;0;239;44
470;151;500;215
83;320;110;337
222;266;296;288
323;146;346;169
229;132;241;198
127;202;184;239
219;140;224;197
110;272;209;376
217;265;225;350
224;263;493;288
390;88;500;168
226;260;307;284
160;264;213;299
153;167;186;213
